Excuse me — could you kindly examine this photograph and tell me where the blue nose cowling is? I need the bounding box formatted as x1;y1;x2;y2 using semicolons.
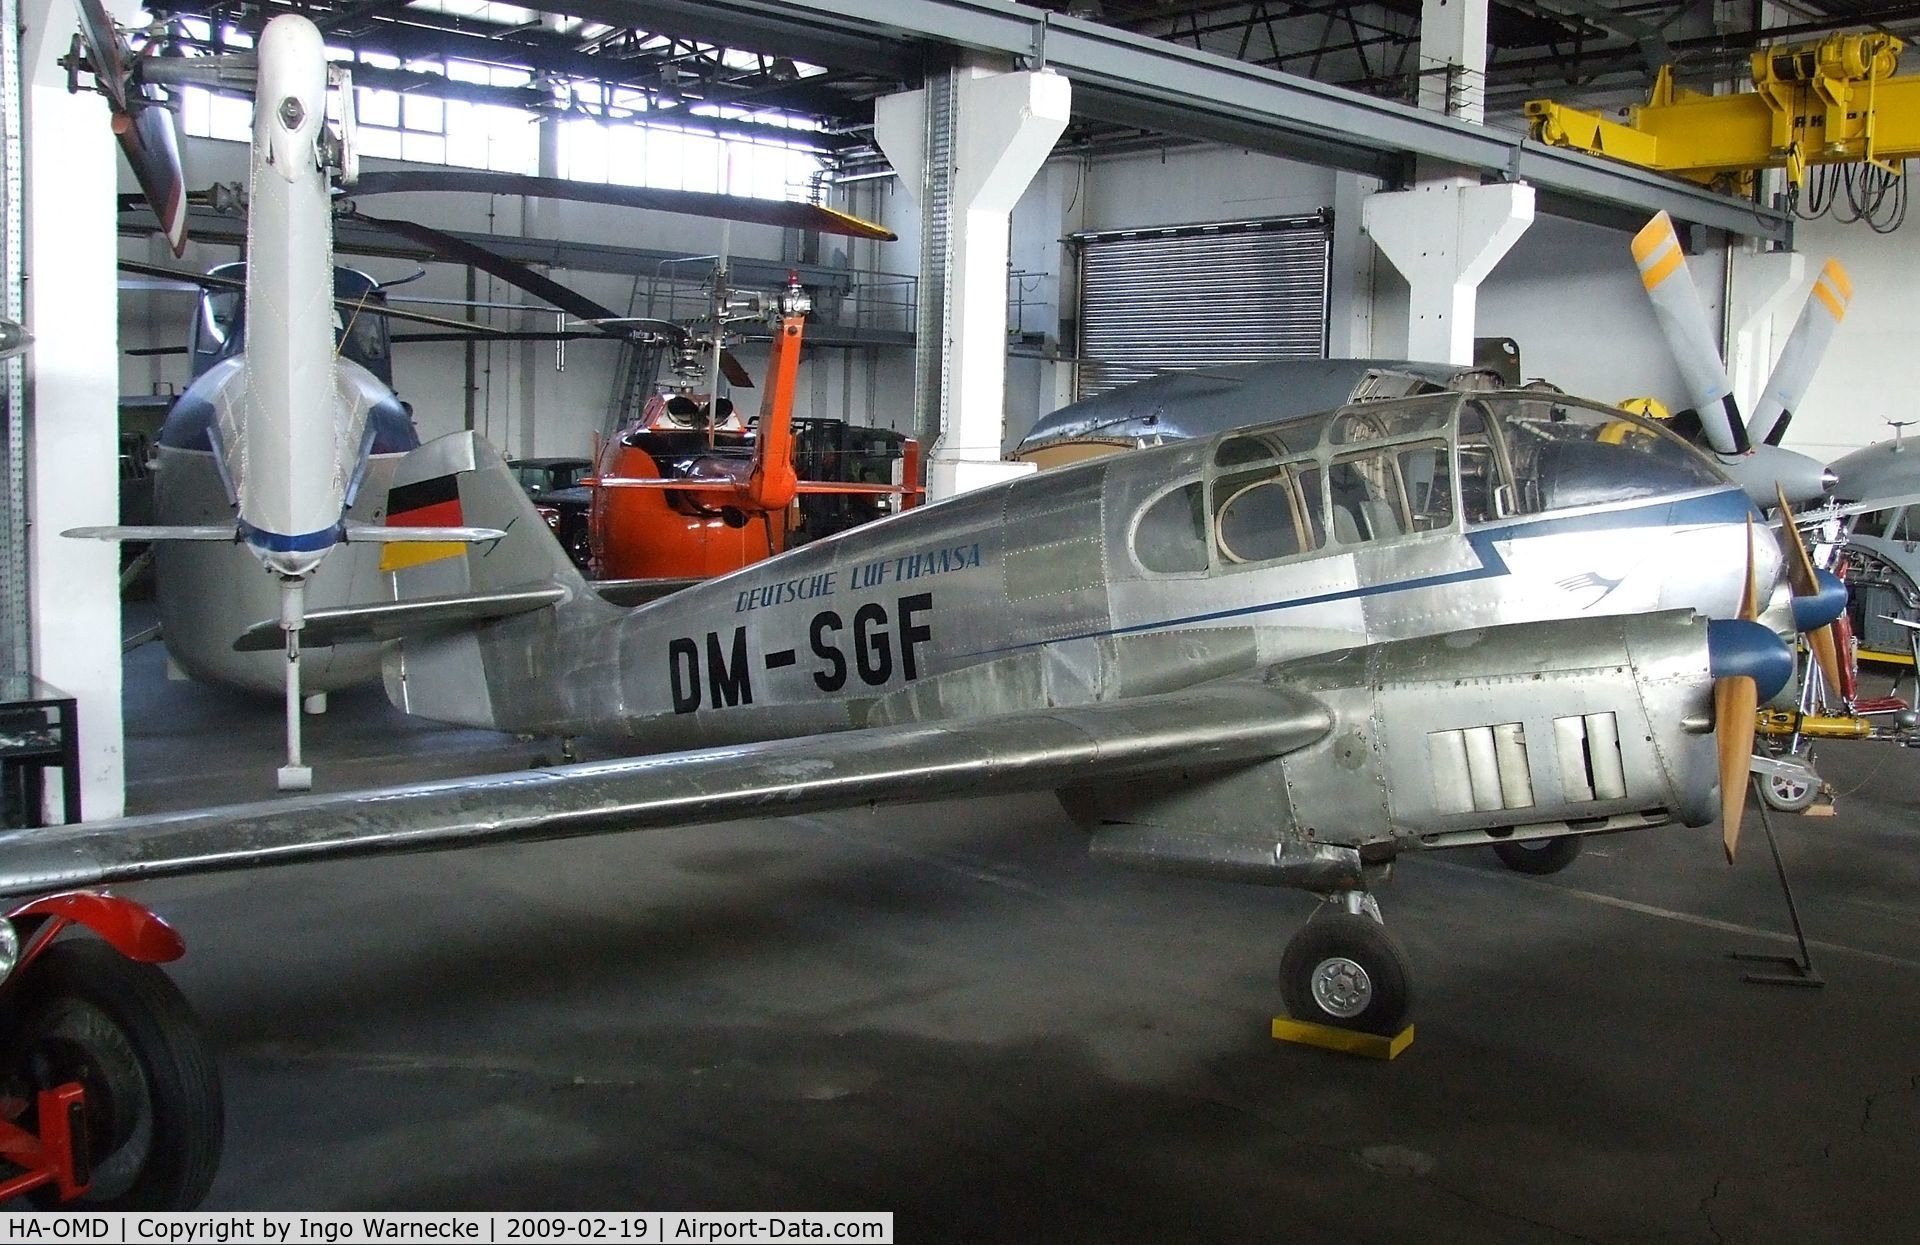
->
1788;568;1848;632
1708;619;1795;701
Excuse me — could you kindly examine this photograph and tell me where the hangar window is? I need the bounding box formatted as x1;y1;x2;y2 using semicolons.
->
174;20;827;200
1132;481;1209;574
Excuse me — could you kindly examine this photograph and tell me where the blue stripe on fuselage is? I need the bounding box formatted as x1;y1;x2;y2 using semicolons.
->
992;486;1756;653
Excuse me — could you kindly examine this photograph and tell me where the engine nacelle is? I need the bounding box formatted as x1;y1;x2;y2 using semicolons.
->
1072;610;1721;886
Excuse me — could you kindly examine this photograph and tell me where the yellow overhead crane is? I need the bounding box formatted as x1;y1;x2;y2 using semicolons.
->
1525;33;1918;195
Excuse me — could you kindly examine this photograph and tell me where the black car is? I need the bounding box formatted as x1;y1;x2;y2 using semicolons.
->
510;458;593;572
510;457;591;498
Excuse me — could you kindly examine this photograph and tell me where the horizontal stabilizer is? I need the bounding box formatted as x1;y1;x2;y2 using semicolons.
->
63;524;235;542
234;583;567;651
344;522;505;543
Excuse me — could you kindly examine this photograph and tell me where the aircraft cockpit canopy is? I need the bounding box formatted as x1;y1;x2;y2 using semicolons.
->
187;264;395;387
1132;391;1727;577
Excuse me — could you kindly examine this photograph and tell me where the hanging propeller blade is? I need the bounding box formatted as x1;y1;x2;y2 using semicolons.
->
75;0;188;255
343;171;897;242
1632;212;1748;456
1746;259;1853;447
1775;483;1847;697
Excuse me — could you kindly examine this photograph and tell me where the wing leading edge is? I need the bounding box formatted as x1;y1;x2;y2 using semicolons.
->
0;678;1331;898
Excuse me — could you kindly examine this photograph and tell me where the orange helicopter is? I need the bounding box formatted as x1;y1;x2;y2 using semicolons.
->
586;274;921;581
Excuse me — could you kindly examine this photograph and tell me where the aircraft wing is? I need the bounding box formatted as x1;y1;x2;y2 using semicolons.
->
0;677;1330;898
233;584;568;651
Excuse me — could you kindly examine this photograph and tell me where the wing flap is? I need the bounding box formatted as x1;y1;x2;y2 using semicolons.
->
0;678;1330;897
233;584;568;651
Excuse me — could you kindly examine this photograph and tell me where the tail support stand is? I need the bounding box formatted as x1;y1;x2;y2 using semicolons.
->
277;575;313;792
1730;775;1823;987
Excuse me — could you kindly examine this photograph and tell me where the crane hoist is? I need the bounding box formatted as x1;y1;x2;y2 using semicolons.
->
1525;33;1918;196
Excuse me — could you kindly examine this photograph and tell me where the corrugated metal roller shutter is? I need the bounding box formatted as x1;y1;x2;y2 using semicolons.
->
1075;214;1331;400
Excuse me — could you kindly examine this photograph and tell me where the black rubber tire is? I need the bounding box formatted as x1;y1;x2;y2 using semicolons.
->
1761;771;1820;813
1279;913;1412;1035
5;939;223;1209
1492;836;1584;875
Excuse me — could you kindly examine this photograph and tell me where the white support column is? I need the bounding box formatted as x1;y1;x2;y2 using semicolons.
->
1328;172;1380;358
1361;0;1529;367
22;0;125;817
876;66;1070;500
1363;181;1534;365
1417;0;1489;122
1727;249;1804;418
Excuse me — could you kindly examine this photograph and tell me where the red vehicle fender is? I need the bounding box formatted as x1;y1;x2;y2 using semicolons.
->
5;891;185;970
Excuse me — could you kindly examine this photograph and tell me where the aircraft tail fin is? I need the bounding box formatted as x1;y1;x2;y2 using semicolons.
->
378;431;616;731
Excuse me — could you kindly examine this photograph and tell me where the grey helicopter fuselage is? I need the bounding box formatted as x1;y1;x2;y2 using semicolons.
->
390;387;1778;779
154;263;420;695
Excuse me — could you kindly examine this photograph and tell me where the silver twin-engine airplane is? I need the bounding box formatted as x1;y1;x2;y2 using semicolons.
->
0;384;1840;1038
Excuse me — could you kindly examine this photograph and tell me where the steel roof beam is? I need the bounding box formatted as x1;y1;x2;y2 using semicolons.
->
585;0;1787;240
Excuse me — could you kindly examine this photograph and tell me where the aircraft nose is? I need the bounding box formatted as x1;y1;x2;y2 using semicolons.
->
1821;467;1839;493
1789;568;1848;632
1707;618;1794;701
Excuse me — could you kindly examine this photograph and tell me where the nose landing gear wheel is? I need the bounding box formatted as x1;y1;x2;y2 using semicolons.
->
1760;770;1819;813
1280;913;1412;1035
1492;836;1583;875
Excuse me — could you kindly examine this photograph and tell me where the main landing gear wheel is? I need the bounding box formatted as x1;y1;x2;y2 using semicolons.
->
3;940;223;1209
1760;770;1820;813
1492;836;1583;875
1280;912;1412;1035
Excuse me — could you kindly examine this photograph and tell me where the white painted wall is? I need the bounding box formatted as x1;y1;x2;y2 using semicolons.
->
1763;212;1920;462
1471;214;1706;406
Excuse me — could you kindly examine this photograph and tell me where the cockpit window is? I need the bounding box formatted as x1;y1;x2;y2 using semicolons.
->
199;291;239;350
1470;395;1723;519
1213;462;1324;564
1133;481;1209;574
1328;441;1452;543
1326;401;1451;445
337;298;389;365
1853;508;1893;539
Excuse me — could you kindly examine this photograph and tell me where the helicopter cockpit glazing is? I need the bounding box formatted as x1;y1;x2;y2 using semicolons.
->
187;264;395;387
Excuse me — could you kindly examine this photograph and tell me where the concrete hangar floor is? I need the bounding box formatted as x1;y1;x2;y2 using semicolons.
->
119;630;1920;1242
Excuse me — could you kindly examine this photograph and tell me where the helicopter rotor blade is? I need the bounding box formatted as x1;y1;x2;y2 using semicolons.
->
343;170;897;242
347;213;626;328
115;259;517;335
76;0;188;255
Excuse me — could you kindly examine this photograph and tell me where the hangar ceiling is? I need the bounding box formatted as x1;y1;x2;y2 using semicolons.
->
145;0;1920;166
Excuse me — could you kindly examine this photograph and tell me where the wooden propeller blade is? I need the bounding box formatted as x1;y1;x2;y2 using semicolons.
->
1716;675;1759;862
1774;484;1846;694
1719;516;1763;861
